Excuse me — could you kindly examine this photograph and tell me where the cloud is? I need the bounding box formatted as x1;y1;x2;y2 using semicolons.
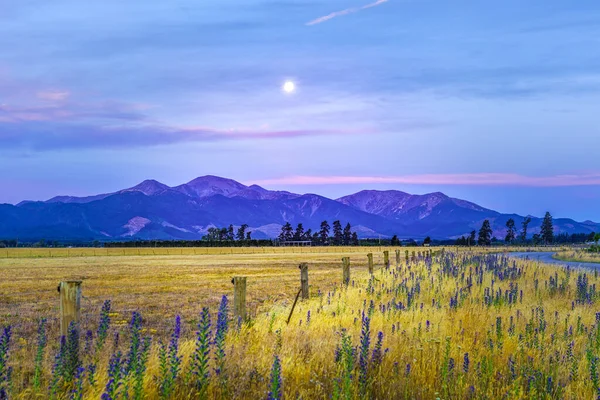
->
250;173;600;187
0;118;369;151
37;91;70;101
306;0;389;26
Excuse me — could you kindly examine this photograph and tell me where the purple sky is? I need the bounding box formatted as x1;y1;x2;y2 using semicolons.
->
1;0;600;220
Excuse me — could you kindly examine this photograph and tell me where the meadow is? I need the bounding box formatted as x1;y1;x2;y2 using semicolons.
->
0;246;597;399
554;249;600;264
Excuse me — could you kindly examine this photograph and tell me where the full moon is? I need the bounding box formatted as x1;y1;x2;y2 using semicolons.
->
282;81;296;93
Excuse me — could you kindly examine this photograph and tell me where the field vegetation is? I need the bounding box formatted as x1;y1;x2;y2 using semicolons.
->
0;246;597;399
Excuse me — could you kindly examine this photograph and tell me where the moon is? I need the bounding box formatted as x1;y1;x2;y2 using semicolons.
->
282;80;296;94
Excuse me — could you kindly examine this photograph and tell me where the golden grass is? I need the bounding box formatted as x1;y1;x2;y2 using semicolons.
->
554;249;600;264
0;246;593;399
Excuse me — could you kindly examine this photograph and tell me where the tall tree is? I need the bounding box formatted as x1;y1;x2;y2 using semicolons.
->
520;217;531;243
319;220;330;245
540;212;554;244
351;232;359;246
278;222;293;242
332;220;343;245
236;224;248;241
294;223;305;241
305;229;312;240
245;231;252;241
227;225;235;241
423;236;432;246
505;219;516;243
478;220;493;246
391;235;400;246
468;230;476;246
342;223;352;245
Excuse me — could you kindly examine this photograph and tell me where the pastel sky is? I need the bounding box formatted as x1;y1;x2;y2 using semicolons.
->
1;0;600;220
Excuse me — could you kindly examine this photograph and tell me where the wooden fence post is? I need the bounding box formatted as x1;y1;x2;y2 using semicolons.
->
395;249;401;266
383;250;390;268
299;263;309;299
232;276;247;321
342;257;350;285
59;281;82;336
367;253;374;274
405;250;409;263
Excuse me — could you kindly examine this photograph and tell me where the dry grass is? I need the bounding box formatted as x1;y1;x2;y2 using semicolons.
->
0;246;591;399
554;249;600;264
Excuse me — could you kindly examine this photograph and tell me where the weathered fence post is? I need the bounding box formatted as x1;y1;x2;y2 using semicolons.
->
232;276;247;321
299;263;309;299
412;251;416;262
383;250;390;268
395;249;401;266
405;250;409;263
59;280;82;336
367;253;374;274
342;257;350;285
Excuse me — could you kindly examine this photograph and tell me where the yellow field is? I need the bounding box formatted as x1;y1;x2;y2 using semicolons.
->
0;246;593;399
554;249;600;264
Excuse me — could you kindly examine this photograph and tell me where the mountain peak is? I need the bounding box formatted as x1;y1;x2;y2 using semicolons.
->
123;179;170;196
175;175;247;198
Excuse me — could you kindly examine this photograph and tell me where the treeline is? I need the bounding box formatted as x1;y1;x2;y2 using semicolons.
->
278;220;359;245
104;239;275;248
455;213;597;246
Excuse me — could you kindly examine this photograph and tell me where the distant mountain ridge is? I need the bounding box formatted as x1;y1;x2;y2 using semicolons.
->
1;175;598;241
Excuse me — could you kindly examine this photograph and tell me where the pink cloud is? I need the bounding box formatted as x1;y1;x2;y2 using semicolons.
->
250;173;600;187
37;90;70;101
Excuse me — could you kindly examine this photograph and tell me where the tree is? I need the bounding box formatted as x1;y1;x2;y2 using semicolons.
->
279;222;293;242
532;233;541;246
227;225;235;241
595;233;600;245
540;212;554;244
332;220;343;245
423;236;432;246
319;221;330;245
391;235;400;246
219;228;228;241
236;224;248;241
520;217;531;243
246;231;252;241
342;223;352;245
305;229;312;241
469;231;476;246
505;219;516;243
478;220;493;246
294;223;305;241
351;232;359;246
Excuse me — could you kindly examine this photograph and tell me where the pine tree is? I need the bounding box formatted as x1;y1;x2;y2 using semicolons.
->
342;223;352;245
540;212;554;244
505;219;516;243
318;221;330;245
520;217;531;243
423;236;432;246
294;224;305;241
478;220;493;246
391;235;400;246
236;224;248;241
469;231;476;246
279;222;293;242
227;225;235;241
332;220;343;245
351;232;359;246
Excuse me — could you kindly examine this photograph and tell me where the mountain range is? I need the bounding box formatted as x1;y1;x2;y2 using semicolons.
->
1;175;598;241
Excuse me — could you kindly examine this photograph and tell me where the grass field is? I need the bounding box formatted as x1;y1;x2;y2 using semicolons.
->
0;245;594;399
554;249;600;264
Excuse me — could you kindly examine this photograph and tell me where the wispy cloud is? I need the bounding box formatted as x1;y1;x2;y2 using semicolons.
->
251;173;600;187
306;0;389;26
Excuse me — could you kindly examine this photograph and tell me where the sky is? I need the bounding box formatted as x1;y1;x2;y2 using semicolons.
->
1;0;600;220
